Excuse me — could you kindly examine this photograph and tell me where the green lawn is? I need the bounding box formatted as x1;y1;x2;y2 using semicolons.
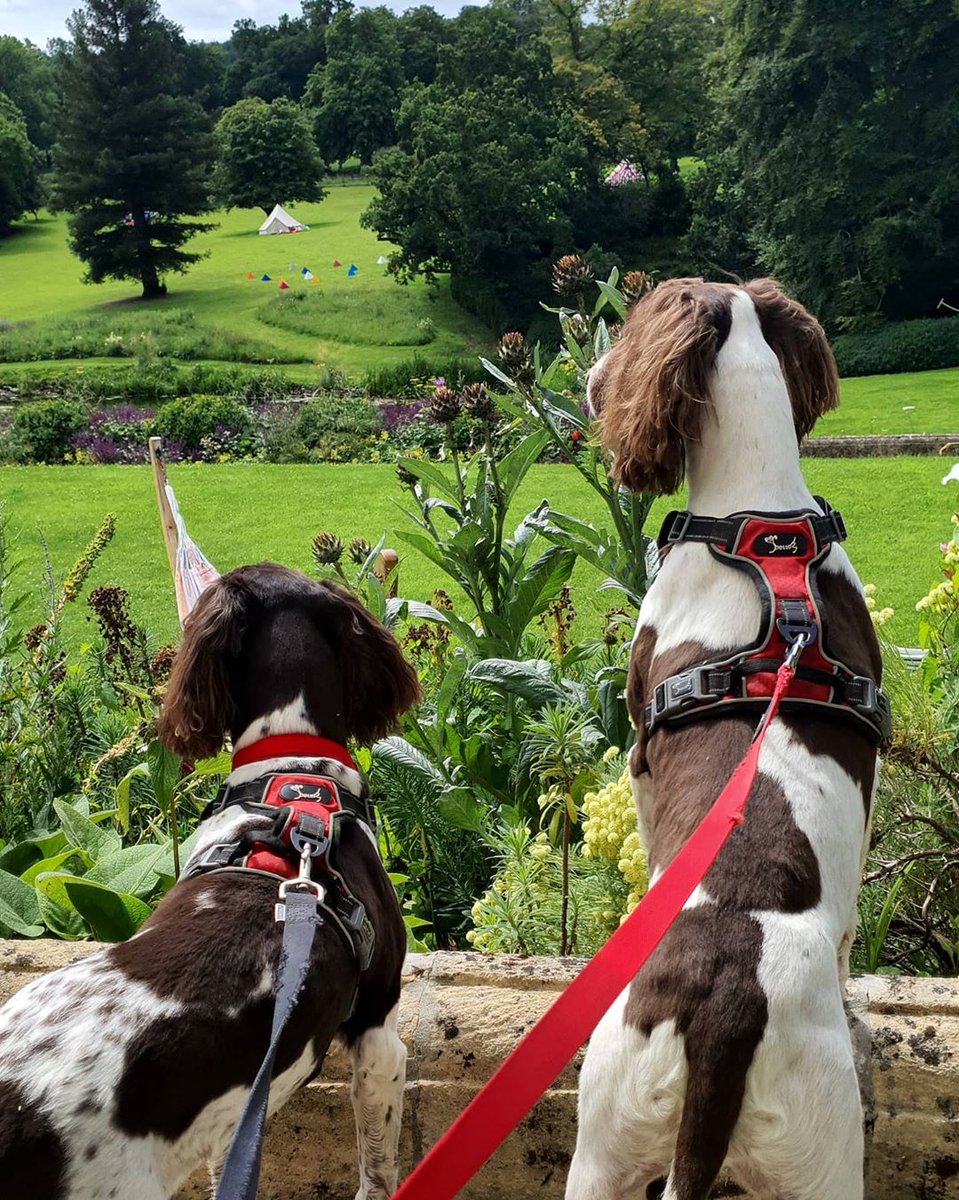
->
0;188;490;377
822;369;959;437
0;458;947;648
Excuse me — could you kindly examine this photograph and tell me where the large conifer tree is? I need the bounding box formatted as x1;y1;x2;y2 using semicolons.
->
56;0;214;298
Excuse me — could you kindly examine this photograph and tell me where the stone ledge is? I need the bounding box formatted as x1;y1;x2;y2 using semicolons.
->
2;943;957;1198
802;432;959;457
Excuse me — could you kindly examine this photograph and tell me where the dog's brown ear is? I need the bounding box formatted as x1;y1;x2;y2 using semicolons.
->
157;576;249;760
745;277;839;440
598;278;728;495
318;580;422;745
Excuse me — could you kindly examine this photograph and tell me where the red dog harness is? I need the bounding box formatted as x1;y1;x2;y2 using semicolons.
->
185;735;375;969
646;500;891;744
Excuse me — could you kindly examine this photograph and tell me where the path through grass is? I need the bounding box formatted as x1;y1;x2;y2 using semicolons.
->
0;459;946;647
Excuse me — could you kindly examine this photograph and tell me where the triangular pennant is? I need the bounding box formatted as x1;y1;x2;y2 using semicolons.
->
279;279;290;290
332;259;342;267
290;263;297;270
246;271;255;280
347;264;358;277
377;255;388;265
304;270;314;281
310;276;319;283
261;274;271;281
300;267;309;275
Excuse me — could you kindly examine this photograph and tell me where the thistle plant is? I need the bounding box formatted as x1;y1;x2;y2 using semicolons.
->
483;264;656;612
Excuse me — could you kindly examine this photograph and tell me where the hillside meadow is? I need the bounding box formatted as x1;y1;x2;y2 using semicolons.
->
0;187;490;375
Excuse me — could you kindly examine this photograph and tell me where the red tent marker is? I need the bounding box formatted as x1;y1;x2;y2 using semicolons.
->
278;280;290;290
246;272;255;280
332;259;342;267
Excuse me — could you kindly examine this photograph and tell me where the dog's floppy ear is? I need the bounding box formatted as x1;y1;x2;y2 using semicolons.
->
157;575;249;760
745;277;839;440
598;278;728;495
318;579;422;745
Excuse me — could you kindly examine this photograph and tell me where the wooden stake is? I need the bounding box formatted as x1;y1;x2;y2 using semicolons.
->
148;436;179;588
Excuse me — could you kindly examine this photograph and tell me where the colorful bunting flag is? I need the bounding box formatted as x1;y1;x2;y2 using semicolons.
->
376;255;388;265
290;263;297;270
246;271;255;280
303;270;314;281
332;259;342;267
279;279;290;290
347;264;358;277
261;274;271;281
300;266;309;275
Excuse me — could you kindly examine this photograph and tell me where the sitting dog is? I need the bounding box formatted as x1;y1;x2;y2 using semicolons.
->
0;563;420;1200
565;279;884;1200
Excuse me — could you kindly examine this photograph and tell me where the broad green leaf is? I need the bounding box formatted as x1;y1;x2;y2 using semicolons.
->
437;786;486;833
34;874;87;940
85;845;167;898
115;762;150;834
595;280;628;320
496;430;550;508
385;598;448;626
0;869;44;937
20;849;90;885
467;658;565;707
193;750;232;776
61;878;152;942
53;799;121;861
147;741;182;812
397;458;459;502
374;736;445;783
479;357;518;389
435;655;467;730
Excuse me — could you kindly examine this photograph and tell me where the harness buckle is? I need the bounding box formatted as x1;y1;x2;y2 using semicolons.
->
776;598;817;647
184;841;240;877
647;664;734;732
825;508;847;543
664;510;693;545
289;812;331;859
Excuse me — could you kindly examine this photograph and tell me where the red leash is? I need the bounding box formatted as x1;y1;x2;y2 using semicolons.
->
391;649;805;1200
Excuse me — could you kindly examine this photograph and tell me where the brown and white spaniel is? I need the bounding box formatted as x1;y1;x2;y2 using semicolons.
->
565;280;881;1200
0;564;420;1200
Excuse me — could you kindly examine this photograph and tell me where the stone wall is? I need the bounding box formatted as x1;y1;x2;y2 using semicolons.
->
802;433;959;457
1;943;957;1198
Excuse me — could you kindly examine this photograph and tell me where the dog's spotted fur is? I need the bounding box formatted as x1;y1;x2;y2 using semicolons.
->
566;280;878;1200
0;565;421;1199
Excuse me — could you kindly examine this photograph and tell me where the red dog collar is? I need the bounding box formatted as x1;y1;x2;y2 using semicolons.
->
231;734;358;773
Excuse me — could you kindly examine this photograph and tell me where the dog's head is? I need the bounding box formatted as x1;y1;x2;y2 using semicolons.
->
590;277;839;494
158;562;421;760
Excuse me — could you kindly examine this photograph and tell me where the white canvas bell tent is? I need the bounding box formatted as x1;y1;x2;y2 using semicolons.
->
258;204;309;235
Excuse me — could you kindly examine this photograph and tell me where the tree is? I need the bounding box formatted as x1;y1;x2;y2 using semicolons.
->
689;0;959;325
223;1;343;104
0;94;39;232
0;37;58;153
212;97;326;213
397;6;454;85
363;9;591;299
305;8;404;166
55;0;215;299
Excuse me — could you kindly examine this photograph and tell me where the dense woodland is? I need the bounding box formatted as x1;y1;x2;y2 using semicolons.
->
2;0;959;329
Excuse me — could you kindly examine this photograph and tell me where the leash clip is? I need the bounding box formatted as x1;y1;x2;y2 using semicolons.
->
275;846;325;922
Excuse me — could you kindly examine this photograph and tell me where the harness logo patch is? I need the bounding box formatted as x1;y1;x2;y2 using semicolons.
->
278;781;333;804
752;532;808;557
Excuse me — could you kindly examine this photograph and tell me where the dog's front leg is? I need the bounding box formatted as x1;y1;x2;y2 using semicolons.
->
351;1004;407;1200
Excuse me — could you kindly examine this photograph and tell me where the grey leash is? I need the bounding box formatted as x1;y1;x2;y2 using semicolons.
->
214;848;323;1200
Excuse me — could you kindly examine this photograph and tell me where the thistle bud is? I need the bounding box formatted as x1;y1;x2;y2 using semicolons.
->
564;313;590;344
312;531;344;567
460;382;497;423
552;254;594;297
348;537;372;565
428;385;461;425
621;270;653;307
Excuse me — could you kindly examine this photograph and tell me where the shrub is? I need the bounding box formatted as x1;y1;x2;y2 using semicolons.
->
153;394;254;453
362;355;487;398
4;399;88;463
832;316;959;377
295;394;383;446
70;406;157;464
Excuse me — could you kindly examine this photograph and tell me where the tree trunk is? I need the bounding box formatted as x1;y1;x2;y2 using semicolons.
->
134;209;166;299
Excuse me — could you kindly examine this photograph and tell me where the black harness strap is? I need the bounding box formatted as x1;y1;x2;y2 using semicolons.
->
658;496;848;551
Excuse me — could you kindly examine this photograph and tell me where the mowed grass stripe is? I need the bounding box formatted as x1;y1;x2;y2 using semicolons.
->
0;459;945;647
